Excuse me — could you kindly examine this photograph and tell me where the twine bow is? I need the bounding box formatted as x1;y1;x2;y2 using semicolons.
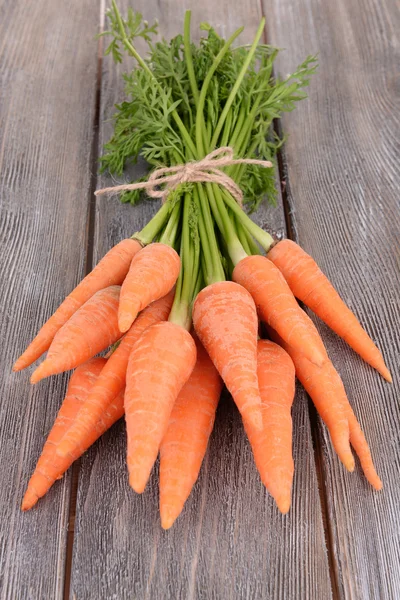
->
94;147;273;207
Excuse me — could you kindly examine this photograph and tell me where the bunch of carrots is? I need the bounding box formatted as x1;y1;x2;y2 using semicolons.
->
14;5;391;529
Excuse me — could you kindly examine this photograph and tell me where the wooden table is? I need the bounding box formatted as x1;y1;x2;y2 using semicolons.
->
1;0;399;598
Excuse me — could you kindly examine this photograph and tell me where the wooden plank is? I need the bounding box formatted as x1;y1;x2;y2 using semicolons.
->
70;1;332;598
262;0;400;596
0;1;100;597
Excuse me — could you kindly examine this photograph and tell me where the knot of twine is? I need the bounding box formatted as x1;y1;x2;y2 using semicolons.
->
94;147;273;207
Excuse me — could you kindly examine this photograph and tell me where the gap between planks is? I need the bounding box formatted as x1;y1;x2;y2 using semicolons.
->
63;4;105;598
259;2;340;598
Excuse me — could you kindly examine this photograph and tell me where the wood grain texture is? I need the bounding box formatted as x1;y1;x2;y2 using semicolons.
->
0;0;99;597
263;0;400;596
69;1;332;598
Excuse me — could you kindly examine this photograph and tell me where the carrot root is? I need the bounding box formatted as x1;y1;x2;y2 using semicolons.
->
56;291;175;460
125;321;197;494
118;243;180;333
233;255;327;367
13;239;141;371
244;340;295;513
159;336;222;529
30;286;122;384
193;281;263;431
268;239;392;382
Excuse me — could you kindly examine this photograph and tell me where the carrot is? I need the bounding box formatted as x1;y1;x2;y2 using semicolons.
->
30;286;122;384
268;239;392;382
56;290;175;459
13;239;141;371
267;326;354;473
125;321;197;493
232;255;327;367
244;340;295;514
268;327;382;488
192;281;263;431
118;243;180;332
317;364;382;489
159;336;222;529
22;358;123;510
346;408;383;490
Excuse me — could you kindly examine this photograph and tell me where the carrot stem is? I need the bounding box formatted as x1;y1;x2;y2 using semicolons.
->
210;18;265;150
221;188;274;251
209;183;247;265
159;201;181;248
235;216;261;255
196;184;225;284
183;12;199;106
169;193;197;330
195;27;244;157
134;202;171;245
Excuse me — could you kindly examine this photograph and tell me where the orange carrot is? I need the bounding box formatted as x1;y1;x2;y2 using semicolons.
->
232;255;327;367
268;239;392;382
56;290;175;459
125;321;197;493
14;239;141;371
118;243;180;332
30;286;122;384
192;281;263;431
22;358;123;510
244;340;295;514
159;336;222;529
346;408;383;490
267;326;354;473
268;328;382;489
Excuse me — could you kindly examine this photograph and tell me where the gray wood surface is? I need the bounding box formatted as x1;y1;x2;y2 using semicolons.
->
0;0;99;598
69;1;332;599
263;0;400;597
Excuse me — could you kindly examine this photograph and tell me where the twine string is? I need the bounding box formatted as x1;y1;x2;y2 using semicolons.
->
95;147;273;207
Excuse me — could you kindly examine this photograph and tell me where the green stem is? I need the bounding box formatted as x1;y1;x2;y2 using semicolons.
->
228;103;246;151
134;202;171;245
235;215;261;255
180;193;193;309
159;201;181;248
210;18;265;149
193;186;214;285
191;267;203;306
211;184;247;265
195;27;244;157
222;189;274;251
196;184;225;283
183;11;199;106
169;192;201;330
220;109;233;147
235;216;251;255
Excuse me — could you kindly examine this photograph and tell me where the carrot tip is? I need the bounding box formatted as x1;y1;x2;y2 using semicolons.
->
31;359;54;384
341;452;355;473
275;493;291;515
380;367;392;383
160;507;178;530
13;360;24;372
21;491;37;511
30;372;43;385
128;473;146;494
118;313;135;333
